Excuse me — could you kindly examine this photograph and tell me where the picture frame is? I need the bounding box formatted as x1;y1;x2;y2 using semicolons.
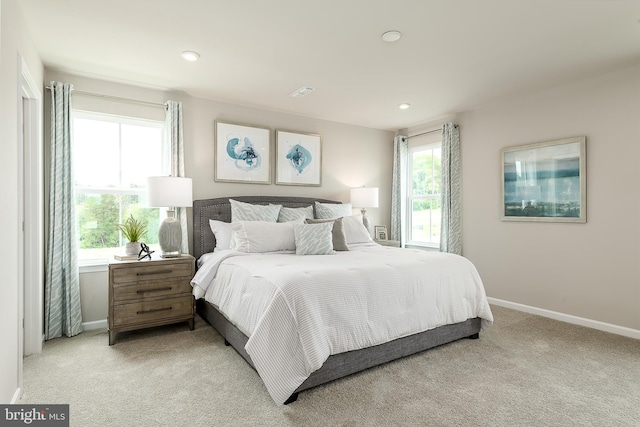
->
275;129;322;186
214;121;271;184
374;225;388;241
501;136;586;223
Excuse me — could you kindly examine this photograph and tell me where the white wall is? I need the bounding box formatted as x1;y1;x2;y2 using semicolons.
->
460;64;640;331
44;43;640;341
185;95;393;216
0;0;43;403
45;72;395;325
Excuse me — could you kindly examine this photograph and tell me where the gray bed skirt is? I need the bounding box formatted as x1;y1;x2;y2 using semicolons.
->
196;300;481;403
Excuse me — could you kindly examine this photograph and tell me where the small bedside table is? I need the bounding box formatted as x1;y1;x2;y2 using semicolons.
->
108;254;195;345
375;239;401;248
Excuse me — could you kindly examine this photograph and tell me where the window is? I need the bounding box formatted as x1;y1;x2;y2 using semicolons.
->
73;112;169;263
407;142;441;247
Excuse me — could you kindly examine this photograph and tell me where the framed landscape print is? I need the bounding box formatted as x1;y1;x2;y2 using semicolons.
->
501;136;586;223
275;130;322;186
215;121;271;184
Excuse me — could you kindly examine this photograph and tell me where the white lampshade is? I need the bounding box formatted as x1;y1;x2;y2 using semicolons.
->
147;176;193;208
350;187;379;208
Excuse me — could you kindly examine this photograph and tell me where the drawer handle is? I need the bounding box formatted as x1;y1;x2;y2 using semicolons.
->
137;307;173;315
137;269;173;276
137;287;172;294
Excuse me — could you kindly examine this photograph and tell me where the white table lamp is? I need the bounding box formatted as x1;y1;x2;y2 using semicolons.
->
147;176;193;258
350;187;379;231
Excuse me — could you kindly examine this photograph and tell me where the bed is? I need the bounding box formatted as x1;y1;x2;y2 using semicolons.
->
191;196;493;405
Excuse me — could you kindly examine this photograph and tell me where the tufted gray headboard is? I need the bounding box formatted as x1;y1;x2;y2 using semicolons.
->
192;196;341;261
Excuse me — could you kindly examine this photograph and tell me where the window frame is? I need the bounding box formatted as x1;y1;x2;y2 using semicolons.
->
406;141;442;248
72;110;168;267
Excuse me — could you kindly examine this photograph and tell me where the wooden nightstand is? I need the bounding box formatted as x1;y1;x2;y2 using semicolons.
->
108;254;195;345
375;240;401;247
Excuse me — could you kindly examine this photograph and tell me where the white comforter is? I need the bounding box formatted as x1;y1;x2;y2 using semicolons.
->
191;244;493;405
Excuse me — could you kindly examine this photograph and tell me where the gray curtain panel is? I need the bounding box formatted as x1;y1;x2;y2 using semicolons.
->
390;135;408;246
440;122;462;255
165;100;189;254
45;81;83;339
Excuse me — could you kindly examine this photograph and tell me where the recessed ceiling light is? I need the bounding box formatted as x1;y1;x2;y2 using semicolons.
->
181;51;200;62
381;30;402;43
398;103;411;110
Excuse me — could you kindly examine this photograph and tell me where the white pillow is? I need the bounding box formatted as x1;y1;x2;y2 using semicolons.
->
294;223;335;255
275;205;314;222
343;214;373;245
209;220;232;251
231;218;304;253
230;199;281;222
315;202;352;219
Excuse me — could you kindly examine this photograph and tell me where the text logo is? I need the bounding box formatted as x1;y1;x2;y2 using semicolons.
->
1;405;69;426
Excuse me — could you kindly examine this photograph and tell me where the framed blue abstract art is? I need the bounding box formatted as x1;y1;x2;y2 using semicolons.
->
501;136;586;223
215;121;271;184
275;130;322;186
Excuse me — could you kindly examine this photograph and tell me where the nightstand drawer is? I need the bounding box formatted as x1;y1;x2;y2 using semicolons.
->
111;262;193;285
112;280;192;302
112;295;193;328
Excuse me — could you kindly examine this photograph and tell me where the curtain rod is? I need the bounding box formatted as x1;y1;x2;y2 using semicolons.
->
45;85;166;109
407;128;441;139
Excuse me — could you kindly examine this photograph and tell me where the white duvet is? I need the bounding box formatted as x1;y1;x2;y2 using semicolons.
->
191;244;493;405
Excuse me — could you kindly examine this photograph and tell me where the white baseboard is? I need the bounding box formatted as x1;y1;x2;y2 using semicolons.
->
11;387;22;404
82;319;107;331
487;297;640;340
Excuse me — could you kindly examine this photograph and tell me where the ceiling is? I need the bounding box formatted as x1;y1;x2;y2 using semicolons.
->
19;0;640;131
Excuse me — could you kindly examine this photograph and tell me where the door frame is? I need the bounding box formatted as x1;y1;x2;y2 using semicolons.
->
19;56;44;360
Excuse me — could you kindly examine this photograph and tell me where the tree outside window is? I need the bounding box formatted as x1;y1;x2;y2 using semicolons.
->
408;144;441;246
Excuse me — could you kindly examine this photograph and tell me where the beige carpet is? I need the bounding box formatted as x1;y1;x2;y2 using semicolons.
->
20;306;640;426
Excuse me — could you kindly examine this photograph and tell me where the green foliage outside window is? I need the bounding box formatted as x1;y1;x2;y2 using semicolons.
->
412;151;441;196
412;198;441;212
410;146;442;245
77;193;160;249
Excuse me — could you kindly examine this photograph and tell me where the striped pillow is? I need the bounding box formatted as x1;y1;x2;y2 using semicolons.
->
293;223;335;255
230;199;281;222
314;202;352;219
275;205;314;222
305;218;349;251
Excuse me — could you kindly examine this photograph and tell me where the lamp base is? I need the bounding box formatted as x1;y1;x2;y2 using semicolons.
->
361;208;370;232
160;253;181;259
158;211;182;257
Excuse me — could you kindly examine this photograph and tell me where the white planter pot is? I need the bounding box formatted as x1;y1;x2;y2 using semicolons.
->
125;242;140;256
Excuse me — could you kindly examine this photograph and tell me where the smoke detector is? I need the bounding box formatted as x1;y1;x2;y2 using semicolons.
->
289;86;316;98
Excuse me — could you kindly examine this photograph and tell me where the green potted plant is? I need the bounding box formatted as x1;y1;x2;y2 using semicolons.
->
117;215;148;256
